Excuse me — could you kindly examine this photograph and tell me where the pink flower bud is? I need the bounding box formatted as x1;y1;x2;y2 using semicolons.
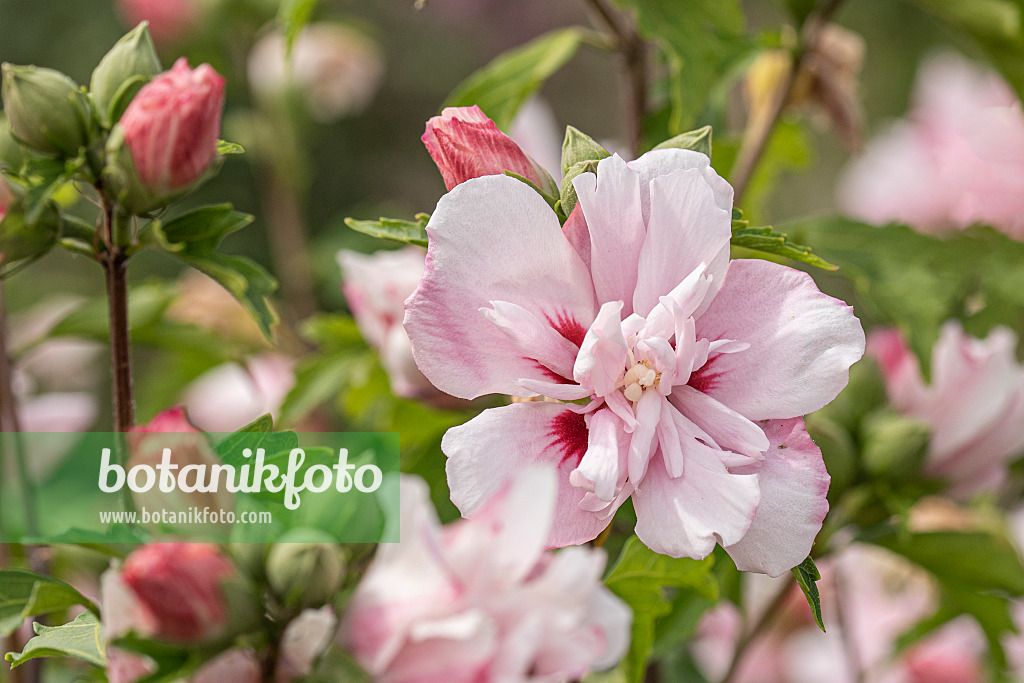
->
120;543;236;642
120;58;225;193
116;0;200;48
422;105;558;195
127;406;235;519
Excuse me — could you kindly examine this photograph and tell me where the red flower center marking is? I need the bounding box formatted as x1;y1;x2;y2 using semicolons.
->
547;410;588;467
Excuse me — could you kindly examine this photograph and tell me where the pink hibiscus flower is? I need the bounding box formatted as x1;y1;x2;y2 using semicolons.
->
405;148;865;573
339;467;631;682
868;322;1024;496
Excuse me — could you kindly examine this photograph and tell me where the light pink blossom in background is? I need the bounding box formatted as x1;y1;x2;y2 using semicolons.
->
406;146;864;572
838;52;1024;241
116;0;200;48
337;246;437;400
422;105;559;196
694;544;986;683
248;23;385;122
509;97;563;183
189;649;262;683
868;322;1024;495
275;606;337;681
106;647;262;683
339;467;631;683
1;298;100;474
128;406;235;514
182;353;295;432
120;57;225;192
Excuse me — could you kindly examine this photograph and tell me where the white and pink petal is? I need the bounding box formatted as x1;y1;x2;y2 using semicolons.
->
692;258;865;421
723;418;830;577
405;175;596;400
443;402;611;548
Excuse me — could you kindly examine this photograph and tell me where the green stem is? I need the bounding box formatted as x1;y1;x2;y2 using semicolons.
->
0;282;38;538
100;195;134;433
721;573;796;683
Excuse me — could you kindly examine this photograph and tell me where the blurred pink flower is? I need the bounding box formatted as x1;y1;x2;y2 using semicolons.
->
408;149;863;570
338;467;631;682
868;322;1024;495
116;0;200;48
275;606;337;681
248;23;385;122
120;57;225;192
422;105;558;196
839;52;1024;241
337;246;440;400
105;543;236;643
106;647;262;683
695;544;985;683
509;97;563;182
691;599;791;683
182;353;295;432
128;406;235;515
191;649;262;683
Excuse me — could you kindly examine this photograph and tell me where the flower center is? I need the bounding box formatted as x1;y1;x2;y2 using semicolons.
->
621;359;660;403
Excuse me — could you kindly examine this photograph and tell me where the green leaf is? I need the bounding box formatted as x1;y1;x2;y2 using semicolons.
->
152;204;253;253
344;214;429;247
791;556;825;632
444;28;584;130
604;537;718;683
652;125;713;158
895;585;1017;669
871;530;1024;596
0;569;99;637
278;0;319;50
907;0;1024;102
216;139;244;155
731;223;837;270
561;126;610;176
214;414;300;468
177;251;279;340
5;611;105;668
45;282;177;341
299;314;365;350
614;0;748;132
279;351;374;426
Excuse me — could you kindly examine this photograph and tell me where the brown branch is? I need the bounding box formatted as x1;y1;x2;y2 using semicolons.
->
722;573;796;683
101;196;134;433
581;0;648;157
730;0;848;204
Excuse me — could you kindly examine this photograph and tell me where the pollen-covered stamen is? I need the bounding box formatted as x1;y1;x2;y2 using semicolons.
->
621;359;661;403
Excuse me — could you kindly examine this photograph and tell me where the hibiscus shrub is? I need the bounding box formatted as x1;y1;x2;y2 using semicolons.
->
2;1;1024;683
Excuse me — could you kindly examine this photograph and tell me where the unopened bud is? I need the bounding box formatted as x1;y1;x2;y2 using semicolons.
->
90;22;162;126
266;529;345;610
0;189;61;267
1;64;91;156
0;115;27;170
560;125;609;176
104;58;225;214
860;409;930;479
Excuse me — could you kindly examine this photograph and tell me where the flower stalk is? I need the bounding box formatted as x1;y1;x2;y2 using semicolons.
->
101;194;134;434
730;0;848;203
